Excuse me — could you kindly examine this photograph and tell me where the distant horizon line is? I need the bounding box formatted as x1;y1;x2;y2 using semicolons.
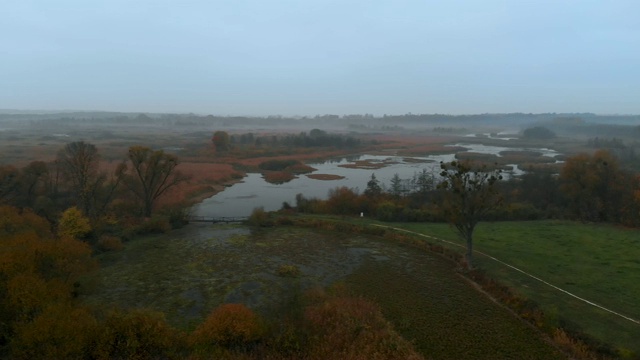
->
2;108;638;118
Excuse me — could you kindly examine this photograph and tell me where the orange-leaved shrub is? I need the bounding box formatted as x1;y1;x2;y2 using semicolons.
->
326;186;363;215
190;303;264;349
10;303;97;359
304;292;424;360
92;309;181;360
0;206;51;238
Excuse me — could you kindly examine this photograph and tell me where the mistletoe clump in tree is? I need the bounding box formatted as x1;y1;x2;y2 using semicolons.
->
438;161;502;269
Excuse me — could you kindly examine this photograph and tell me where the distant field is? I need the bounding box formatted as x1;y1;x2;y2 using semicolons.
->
389;220;640;354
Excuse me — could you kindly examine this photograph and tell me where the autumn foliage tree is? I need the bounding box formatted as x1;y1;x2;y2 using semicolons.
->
0;206;96;352
438;161;502;268
124;146;189;217
212;130;231;153
326;187;362;215
9;303;98;359
92;310;180;360
560;150;639;225
57;206;92;240
190;303;264;349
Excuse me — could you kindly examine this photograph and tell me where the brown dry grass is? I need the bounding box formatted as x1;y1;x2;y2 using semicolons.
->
233;149;347;167
164;162;244;204
262;171;296;184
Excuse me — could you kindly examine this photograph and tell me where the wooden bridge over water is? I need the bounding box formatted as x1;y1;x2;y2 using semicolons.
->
188;216;249;224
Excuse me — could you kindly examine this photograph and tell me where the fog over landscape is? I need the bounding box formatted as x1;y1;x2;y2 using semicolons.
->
2;2;640;360
2;0;639;116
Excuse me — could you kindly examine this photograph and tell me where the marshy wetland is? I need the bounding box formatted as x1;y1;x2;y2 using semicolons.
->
193;142;564;217
80;223;565;359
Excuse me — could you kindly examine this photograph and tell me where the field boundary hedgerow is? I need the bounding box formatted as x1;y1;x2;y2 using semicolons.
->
373;224;640;326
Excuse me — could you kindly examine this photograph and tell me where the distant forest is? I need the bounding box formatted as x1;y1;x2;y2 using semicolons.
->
2;111;639;139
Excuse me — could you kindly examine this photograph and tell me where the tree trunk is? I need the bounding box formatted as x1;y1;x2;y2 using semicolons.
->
145;198;153;218
464;232;474;269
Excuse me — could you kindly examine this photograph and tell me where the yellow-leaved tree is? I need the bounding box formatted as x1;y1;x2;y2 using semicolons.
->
58;206;91;240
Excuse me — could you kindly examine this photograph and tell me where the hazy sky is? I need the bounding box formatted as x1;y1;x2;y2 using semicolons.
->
2;0;639;116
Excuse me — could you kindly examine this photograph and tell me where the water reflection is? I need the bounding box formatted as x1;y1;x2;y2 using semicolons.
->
193;144;561;217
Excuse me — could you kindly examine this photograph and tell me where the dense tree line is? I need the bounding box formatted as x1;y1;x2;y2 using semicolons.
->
586;137;639;168
0;141;188;242
212;129;362;152
0;142;192;358
522;126;556;139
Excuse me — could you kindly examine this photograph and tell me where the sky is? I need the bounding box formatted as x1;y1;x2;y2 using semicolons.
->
1;0;639;116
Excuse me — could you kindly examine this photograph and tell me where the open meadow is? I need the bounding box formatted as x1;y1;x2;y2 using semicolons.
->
383;220;640;355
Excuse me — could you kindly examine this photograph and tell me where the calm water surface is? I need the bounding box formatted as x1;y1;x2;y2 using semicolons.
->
193;144;560;217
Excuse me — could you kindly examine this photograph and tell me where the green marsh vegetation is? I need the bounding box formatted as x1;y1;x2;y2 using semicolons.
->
79;223;565;359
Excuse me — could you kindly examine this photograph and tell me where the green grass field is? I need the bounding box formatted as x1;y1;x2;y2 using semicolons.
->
345;257;564;359
385;220;640;355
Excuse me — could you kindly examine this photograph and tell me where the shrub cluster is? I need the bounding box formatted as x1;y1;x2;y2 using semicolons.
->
190;304;264;350
248;207;273;227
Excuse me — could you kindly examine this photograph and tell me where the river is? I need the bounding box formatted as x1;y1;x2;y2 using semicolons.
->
192;143;560;217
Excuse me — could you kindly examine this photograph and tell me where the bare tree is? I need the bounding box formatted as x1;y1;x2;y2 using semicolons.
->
20;161;49;208
57;141;100;215
56;142;126;221
125;146;188;217
0;165;20;205
438;161;502;269
88;162;127;220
